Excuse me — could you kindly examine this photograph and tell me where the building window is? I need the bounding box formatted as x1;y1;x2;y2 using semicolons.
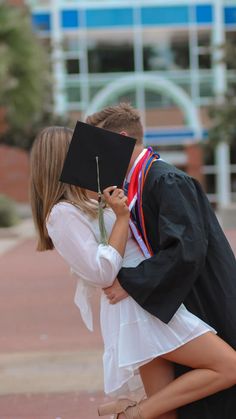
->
145;89;174;109
143;30;190;71
66;85;81;103
63;36;79;53
198;31;211;69
143;45;169;71
88;42;134;73
225;31;236;70
199;80;213;98
205;174;216;195
66;59;80;74
170;35;190;69
32;13;51;31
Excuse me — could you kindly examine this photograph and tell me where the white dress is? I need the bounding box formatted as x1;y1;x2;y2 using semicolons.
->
46;202;216;396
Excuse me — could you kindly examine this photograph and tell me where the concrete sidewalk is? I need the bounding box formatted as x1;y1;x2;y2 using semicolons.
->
0;218;35;256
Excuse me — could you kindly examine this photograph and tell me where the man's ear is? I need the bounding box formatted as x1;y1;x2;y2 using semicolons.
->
120;130;128;137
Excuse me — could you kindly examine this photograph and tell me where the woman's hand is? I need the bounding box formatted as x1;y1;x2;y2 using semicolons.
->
103;186;129;219
103;186;129;257
103;278;129;304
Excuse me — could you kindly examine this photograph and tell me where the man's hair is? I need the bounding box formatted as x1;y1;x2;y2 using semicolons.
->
86;103;144;144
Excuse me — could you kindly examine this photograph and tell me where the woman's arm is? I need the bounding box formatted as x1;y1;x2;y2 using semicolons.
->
46;202;124;288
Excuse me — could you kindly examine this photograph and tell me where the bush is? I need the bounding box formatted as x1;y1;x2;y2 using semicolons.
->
0;195;19;227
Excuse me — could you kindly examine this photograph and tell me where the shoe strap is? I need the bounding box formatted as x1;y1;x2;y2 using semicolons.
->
124;403;143;419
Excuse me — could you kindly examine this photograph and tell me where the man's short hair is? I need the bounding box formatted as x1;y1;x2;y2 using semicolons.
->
86;103;143;145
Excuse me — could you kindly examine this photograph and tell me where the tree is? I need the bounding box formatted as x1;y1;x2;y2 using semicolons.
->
0;3;68;150
208;41;236;148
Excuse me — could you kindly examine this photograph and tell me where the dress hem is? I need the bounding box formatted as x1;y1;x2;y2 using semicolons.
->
105;328;216;395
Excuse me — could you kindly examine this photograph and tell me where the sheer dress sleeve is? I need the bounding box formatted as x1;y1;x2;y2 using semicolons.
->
46;202;123;331
46;202;123;288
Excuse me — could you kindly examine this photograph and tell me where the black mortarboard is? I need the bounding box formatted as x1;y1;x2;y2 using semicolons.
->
60;121;136;244
60;121;136;192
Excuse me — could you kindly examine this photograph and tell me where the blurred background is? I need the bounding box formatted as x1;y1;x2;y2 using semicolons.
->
0;0;236;217
0;1;236;418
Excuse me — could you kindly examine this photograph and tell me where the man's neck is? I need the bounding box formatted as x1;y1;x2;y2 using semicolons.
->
126;146;146;182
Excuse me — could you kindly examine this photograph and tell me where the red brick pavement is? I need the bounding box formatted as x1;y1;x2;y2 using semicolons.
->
0;239;105;419
0;230;235;419
0;239;102;353
0;393;110;419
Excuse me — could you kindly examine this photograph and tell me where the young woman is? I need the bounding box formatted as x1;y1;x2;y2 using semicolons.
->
30;126;236;419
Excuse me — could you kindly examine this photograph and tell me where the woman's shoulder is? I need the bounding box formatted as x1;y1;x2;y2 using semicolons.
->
47;201;86;227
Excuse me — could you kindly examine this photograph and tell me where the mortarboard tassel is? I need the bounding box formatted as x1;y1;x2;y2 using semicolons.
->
96;156;108;245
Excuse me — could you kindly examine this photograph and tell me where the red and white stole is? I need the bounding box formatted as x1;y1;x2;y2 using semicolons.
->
126;147;160;258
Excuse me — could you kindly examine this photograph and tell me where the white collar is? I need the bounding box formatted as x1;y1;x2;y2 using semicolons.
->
126;148;147;183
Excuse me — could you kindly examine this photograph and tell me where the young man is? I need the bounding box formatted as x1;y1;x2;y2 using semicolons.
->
86;103;236;419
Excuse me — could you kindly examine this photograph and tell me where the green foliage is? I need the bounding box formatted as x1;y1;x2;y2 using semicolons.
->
0;4;69;150
2;109;71;151
208;93;236;147
0;195;19;228
0;5;46;126
208;42;236;148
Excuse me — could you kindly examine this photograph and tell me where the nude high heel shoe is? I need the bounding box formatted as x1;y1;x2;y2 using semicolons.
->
98;397;143;418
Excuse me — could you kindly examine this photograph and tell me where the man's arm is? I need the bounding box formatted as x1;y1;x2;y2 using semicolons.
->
117;173;209;323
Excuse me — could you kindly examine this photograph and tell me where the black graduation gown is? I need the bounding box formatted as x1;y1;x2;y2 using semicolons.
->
118;160;236;419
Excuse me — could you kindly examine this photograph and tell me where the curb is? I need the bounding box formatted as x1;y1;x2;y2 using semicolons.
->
0;218;35;256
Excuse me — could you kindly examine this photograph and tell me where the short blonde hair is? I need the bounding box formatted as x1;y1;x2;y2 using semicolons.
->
86;103;143;144
30;126;98;251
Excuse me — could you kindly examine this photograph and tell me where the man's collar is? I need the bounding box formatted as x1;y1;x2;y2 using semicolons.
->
126;148;147;183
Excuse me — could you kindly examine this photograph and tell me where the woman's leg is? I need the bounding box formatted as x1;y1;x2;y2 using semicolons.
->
139;358;177;419
135;332;236;419
114;332;236;419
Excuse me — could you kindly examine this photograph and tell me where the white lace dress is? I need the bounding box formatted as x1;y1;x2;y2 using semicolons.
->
46;202;216;396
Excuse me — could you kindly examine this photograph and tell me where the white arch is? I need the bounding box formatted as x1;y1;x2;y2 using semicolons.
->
85;74;202;138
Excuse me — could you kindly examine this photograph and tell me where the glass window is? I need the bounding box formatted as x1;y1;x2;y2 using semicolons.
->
231;173;236;194
63;36;79;53
143;45;169;71
87;29;134;73
230;144;236;164
205;174;216;194
143;29;190;71
88;42;134;73
225;31;236;70
198;31;211;69
66;59;80;74
199;80;213;98
145;89;174;108
66;85;81;102
170;35;190;69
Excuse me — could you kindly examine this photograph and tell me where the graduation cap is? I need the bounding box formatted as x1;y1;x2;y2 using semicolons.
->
60;121;136;244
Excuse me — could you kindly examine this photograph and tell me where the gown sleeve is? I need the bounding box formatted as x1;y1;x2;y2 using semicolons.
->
117;173;209;323
46;203;123;288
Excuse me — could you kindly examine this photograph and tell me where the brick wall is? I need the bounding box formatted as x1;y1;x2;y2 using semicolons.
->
0;108;8;136
146;107;185;127
0;145;29;203
6;0;25;6
186;144;204;186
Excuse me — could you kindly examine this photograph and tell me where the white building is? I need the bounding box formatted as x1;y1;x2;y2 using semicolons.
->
28;0;236;207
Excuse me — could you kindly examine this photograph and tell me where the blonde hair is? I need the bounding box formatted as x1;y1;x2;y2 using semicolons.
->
86;103;143;144
30;126;98;251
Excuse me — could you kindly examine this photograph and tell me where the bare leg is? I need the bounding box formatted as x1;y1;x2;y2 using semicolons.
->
139;358;177;419
126;332;236;419
139;332;236;418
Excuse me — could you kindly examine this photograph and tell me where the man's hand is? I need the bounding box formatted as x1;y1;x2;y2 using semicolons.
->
103;278;129;304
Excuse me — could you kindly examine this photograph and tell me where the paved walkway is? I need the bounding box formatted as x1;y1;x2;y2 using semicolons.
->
0;220;235;419
0;223;108;419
